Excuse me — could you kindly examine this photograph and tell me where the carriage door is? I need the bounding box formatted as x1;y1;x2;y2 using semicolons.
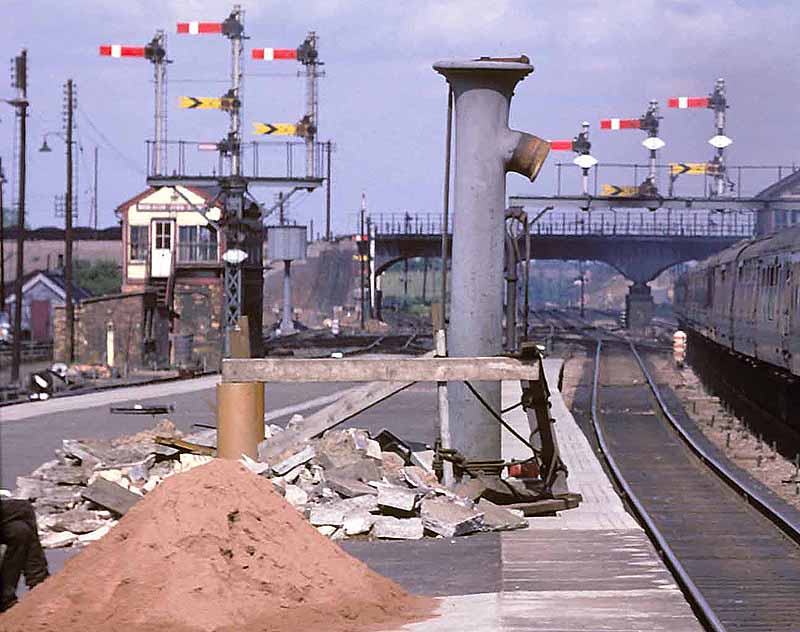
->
151;220;174;278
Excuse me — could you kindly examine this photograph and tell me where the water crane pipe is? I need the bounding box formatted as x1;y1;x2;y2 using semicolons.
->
433;56;549;462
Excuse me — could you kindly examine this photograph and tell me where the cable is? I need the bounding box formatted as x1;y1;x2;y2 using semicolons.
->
77;107;145;176
463;380;540;456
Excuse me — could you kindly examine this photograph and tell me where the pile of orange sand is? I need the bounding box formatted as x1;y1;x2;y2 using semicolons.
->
0;459;433;632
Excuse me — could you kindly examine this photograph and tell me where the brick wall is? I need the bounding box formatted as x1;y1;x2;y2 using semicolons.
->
173;280;223;370
54;292;169;371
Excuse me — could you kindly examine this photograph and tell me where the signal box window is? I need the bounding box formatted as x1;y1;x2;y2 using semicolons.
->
130;225;148;262
178;225;218;262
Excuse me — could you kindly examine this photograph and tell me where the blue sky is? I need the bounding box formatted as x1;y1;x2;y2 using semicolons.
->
2;0;798;233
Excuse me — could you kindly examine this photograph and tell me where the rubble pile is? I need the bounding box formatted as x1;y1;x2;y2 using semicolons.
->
8;417;528;549
1;459;434;632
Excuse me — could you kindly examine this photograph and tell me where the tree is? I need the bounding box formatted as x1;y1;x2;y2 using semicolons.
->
72;259;122;297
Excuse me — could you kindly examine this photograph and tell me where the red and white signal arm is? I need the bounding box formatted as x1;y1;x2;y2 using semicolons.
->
549;140;573;151
177;22;223;34
668;97;709;109
252;48;298;60
99;45;146;58
600;118;640;130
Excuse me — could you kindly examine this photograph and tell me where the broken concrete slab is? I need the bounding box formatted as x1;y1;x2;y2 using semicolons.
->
377;485;418;513
316;525;337;537
283;484;309;507
381;451;405;473
33;486;85;513
477;498;528;531
410;450;435;473
372;516;424;540
342;511;374;536
453;478;488;502
420;497;485;538
309;495;379;527
403;466;439;491
239;454;271;476
77;522;115;543
326;475;377;498
271;445;316;476
40;530;79;549
315;429;376;470
50;507;109;534
30;460;92;485
82;478;141;516
325;459;382;484
175;453;213;474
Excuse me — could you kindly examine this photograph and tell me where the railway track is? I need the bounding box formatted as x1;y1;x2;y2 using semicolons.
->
589;334;800;631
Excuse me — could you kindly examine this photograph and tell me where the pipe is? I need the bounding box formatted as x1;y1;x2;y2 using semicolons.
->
217;382;265;459
433;57;549;461
440;88;453;320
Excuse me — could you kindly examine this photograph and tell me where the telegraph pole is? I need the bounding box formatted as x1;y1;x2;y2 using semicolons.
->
92;146;99;231
10;49;28;384
0;157;6;310
64;79;75;363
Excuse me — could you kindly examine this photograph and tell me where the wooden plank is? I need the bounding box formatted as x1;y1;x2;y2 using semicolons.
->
82;478;141;516
222;356;539;383
155;436;215;456
260;379;415;462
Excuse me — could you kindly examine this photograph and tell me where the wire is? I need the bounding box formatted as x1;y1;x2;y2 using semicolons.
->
77;107;145;176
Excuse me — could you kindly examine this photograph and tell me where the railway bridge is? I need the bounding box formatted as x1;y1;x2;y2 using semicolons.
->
365;208;753;328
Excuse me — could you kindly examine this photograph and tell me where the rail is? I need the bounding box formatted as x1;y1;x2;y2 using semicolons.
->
590;339;726;632
586;328;800;631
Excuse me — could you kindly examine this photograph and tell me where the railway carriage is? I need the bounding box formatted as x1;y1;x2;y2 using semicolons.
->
674;224;800;378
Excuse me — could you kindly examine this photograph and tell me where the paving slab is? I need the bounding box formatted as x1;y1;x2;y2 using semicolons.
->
383;364;702;630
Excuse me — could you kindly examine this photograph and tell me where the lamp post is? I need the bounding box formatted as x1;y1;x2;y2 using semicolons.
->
39;80;77;363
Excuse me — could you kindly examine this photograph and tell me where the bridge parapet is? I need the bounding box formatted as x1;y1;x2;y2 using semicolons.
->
533;209;754;239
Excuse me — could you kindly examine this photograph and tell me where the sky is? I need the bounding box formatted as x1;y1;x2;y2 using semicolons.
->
2;0;799;234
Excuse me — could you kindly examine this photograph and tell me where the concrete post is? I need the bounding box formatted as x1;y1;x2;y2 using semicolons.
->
433;57;549;461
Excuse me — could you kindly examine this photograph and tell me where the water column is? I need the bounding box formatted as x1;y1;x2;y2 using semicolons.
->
433;57;550;462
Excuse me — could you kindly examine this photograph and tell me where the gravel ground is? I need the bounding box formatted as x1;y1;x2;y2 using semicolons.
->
646;352;800;512
553;332;800;512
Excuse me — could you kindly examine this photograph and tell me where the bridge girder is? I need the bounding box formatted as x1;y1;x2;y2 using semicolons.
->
372;233;740;285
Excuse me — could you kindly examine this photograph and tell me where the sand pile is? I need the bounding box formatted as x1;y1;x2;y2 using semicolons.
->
0;459;434;632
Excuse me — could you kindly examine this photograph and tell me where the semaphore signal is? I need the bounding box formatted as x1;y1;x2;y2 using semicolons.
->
250;34;322;177
600;100;663;196
668;79;732;196
99;32;169;175
549;122;597;195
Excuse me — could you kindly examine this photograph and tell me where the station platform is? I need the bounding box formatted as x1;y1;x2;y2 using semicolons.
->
392;359;703;631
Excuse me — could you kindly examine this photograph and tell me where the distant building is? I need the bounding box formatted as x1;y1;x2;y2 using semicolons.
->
1;226;121;283
108;185;262;368
3;269;92;342
755;170;800;235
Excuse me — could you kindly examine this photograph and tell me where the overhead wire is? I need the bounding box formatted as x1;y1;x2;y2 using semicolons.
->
77;106;145;177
